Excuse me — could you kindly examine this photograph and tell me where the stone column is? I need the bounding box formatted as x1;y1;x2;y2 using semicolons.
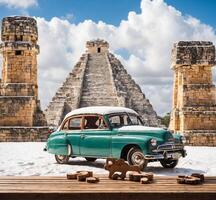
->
0;16;46;127
169;41;216;146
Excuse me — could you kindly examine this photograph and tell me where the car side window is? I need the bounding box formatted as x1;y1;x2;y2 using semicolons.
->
84;115;107;130
109;114;130;127
109;115;121;127
68;117;82;130
129;114;143;125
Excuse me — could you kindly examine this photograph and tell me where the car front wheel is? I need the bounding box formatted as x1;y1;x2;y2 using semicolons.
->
127;147;148;170
55;155;70;164
160;159;178;168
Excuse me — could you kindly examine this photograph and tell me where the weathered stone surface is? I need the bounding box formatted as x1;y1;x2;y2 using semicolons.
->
172;41;215;67
0;83;37;96
184;130;216;146
169;41;216;146
86;39;109;54
0;16;48;141
0;96;36;126
45;55;87;126
1;16;38;42
0;127;48;142
108;53;159;126
45;39;159;127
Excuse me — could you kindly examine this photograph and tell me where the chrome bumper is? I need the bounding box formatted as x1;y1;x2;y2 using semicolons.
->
145;142;186;160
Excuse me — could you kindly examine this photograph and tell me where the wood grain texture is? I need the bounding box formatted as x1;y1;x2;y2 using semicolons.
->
0;176;215;200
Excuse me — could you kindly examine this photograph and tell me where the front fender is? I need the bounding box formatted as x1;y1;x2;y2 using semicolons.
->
111;136;154;158
173;133;182;143
47;134;69;155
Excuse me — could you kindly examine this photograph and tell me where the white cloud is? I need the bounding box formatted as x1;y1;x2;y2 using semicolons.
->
34;0;216;114
0;0;216;116
0;0;37;9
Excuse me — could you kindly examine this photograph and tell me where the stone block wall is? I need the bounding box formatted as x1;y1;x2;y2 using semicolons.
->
183;84;215;106
0;16;48;141
182;112;216;130
0;83;37;96
184;130;216;146
171;41;215;66
169;41;216;146
180;66;213;84
0;44;38;86
0;96;36;126
0;127;49;142
1;16;38;43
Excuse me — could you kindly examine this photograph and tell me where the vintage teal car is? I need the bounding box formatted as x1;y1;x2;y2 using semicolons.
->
45;106;186;170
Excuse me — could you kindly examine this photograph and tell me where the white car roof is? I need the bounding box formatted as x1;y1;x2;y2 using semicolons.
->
64;106;138;118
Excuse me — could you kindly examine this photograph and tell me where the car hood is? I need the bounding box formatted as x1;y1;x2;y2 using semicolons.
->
117;125;173;140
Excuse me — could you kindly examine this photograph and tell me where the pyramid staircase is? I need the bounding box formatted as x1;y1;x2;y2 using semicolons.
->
79;53;119;107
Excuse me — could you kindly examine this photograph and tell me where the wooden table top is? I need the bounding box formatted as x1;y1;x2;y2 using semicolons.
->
0;176;215;200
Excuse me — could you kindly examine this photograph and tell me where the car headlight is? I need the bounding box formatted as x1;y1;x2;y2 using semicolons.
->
180;136;186;144
150;138;157;146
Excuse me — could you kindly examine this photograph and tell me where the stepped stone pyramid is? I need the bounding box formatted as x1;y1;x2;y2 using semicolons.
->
45;39;159;127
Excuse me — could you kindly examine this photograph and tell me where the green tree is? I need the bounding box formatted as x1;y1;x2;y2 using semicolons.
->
160;112;170;128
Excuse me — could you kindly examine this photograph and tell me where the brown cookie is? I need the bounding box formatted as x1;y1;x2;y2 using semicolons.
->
86;177;100;183
67;173;78;180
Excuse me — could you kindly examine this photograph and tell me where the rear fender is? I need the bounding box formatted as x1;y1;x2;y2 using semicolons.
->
47;135;70;155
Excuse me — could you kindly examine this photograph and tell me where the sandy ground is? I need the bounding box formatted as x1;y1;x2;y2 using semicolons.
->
0;142;215;176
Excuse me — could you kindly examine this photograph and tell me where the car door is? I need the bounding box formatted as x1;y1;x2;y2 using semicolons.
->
79;115;112;157
64;116;82;155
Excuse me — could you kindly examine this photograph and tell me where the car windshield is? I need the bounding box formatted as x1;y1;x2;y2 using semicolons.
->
108;113;143;128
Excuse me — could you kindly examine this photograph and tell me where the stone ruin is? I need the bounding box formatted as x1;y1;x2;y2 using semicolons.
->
0;16;48;141
1;16;215;146
169;41;216;146
45;39;160;127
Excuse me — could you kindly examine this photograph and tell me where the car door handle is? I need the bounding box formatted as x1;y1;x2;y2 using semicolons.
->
80;134;86;139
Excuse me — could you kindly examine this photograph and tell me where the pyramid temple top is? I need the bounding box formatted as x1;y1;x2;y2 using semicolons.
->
86;39;109;54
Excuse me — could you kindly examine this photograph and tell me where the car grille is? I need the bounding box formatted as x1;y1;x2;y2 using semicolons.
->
156;143;183;151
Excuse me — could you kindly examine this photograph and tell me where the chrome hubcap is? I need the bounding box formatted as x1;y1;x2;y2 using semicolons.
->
131;152;145;166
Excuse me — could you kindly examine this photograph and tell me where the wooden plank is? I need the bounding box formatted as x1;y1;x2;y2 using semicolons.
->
0;177;215;191
0;176;215;200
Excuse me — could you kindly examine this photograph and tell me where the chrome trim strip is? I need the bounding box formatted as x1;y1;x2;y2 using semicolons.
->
145;152;182;160
153;142;184;152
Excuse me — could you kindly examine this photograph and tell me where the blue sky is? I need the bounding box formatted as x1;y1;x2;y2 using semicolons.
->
0;0;216;115
0;0;215;29
166;0;216;29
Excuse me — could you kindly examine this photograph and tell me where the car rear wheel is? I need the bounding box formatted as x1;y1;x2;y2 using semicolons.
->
127;147;148;170
160;159;178;168
85;157;97;162
55;155;70;164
